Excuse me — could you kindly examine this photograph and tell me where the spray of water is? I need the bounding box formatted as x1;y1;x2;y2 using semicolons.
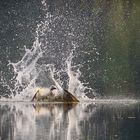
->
1;0;95;101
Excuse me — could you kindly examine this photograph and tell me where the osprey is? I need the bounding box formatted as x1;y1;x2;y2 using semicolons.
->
31;85;79;103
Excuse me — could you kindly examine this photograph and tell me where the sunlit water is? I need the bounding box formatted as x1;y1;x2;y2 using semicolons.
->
0;101;140;140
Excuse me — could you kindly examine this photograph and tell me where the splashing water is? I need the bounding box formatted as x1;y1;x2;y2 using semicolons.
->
1;0;95;101
66;53;91;99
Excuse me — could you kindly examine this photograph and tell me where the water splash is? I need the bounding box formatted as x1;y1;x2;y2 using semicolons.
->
1;0;95;101
66;52;91;98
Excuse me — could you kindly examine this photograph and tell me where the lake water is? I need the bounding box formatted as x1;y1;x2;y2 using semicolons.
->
0;100;140;140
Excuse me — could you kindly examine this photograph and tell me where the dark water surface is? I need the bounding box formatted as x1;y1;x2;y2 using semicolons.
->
0;101;140;140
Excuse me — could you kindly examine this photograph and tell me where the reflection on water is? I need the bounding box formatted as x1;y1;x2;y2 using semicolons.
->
0;101;140;140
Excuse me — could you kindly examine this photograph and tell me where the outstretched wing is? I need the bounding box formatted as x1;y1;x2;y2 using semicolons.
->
31;90;39;101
